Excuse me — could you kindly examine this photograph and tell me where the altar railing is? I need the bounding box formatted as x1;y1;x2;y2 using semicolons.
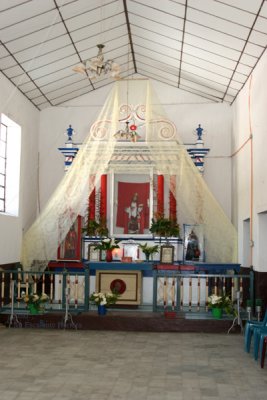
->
0;268;90;313
0;268;253;316
153;269;253;314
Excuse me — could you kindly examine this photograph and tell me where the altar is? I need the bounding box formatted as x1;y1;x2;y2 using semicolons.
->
22;80;238;316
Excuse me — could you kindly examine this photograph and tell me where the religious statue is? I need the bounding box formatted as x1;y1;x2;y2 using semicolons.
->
185;229;200;261
196;124;203;140
125;193;144;234
63;224;78;259
66;124;74;141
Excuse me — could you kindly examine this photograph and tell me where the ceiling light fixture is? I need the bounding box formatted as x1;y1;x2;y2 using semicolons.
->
73;44;121;80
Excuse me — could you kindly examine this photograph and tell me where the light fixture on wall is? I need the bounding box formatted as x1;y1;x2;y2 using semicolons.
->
73;44;121;80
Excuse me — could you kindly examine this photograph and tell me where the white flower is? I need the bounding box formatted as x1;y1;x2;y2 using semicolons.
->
100;299;107;306
208;294;221;305
32;294;39;303
40;293;49;302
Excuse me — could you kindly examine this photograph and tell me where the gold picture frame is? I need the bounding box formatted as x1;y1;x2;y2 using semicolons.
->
88;244;100;262
160;245;174;264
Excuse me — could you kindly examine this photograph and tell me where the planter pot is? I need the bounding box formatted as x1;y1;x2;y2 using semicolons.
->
212;307;223;319
28;304;39;315
106;249;113;262
98;305;107;315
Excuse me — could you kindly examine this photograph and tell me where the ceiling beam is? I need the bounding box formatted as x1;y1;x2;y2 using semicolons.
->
123;0;137;73
223;0;266;102
53;0;95;90
178;0;187;87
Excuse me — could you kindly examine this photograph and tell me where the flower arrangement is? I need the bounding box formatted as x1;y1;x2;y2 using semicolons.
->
149;213;180;239
139;243;159;261
82;217;109;237
94;237;120;251
22;292;49;311
89;291;119;307
208;293;236;316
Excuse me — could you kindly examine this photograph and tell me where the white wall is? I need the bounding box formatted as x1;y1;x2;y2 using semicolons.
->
0;73;40;264
232;49;267;272
38;78;233;219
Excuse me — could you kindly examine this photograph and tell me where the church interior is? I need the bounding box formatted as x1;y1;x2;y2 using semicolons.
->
1;0;267;395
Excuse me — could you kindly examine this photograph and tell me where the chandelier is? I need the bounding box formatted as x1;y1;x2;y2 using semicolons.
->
73;44;121;80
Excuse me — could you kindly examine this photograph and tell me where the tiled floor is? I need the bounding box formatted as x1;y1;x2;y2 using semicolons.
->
0;328;266;400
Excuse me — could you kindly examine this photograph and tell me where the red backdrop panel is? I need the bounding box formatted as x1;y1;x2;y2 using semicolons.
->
116;182;150;233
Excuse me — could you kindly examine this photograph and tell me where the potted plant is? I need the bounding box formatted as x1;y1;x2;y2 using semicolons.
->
83;217;109;237
93;237;120;262
21;292;49;314
208;293;236;319
139;243;159;261
89;291;119;315
149;213;180;242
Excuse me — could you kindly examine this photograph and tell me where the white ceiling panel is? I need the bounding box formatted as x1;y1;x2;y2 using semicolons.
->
0;1;30;12
231;72;248;84
129;14;183;41
180;77;225;99
59;0;121;19
179;83;219;102
244;42;265;58
13;35;72;63
254;15;267;34
52;86;94;105
182;43;237;70
0;10;61;43
182;63;230;87
5;23;67;52
128;1;184;30
135;0;186;18
185;21;245;52
10;74;31;86
0;55;16;70
188;0;255;26
133;41;180;65
0;0;266;109
139;74;179;90
0;0;55;29
216;0;263;14
137;59;179;80
40;75;87;95
182;53;233;78
26;88;44;99
260;1;267;18
21;45;76;72
18;81;38;93
249;30;267;47
239;53;259;68
187;8;250;40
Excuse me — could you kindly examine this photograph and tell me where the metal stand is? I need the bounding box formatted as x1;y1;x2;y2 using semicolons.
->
228;291;243;334
256;305;262;322
63;288;77;330
8;280;22;328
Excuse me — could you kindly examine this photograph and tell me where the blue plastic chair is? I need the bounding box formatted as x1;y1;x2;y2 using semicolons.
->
244;308;267;353
253;327;267;361
259;331;267;367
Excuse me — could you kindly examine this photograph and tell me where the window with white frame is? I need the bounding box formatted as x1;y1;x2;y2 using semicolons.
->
0;114;21;216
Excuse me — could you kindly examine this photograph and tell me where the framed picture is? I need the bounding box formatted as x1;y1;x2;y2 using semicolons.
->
160;245;174;264
110;172;153;236
183;224;204;262
96;270;142;305
88;244;100;262
122;241;139;261
100;250;107;261
57;216;82;261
